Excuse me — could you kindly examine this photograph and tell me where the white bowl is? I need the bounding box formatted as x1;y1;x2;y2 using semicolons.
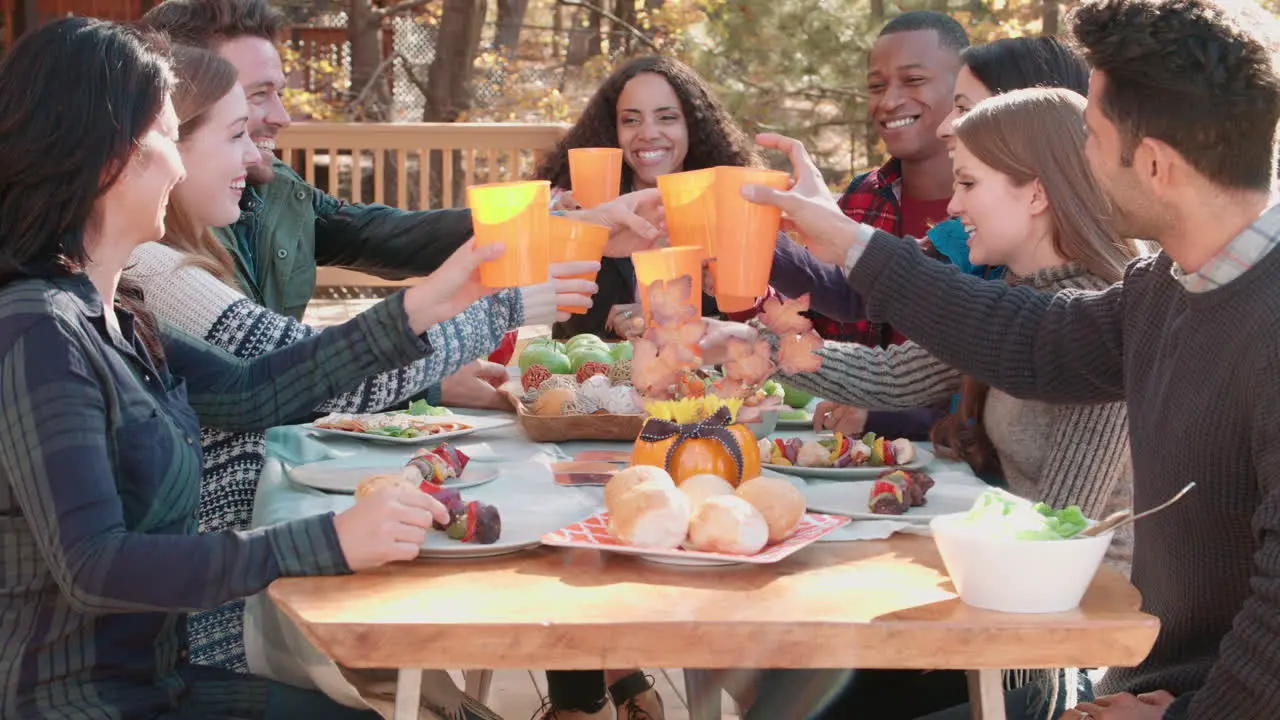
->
929;513;1114;614
744;409;780;439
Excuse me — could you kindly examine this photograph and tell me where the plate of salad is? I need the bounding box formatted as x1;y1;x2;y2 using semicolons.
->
306;400;513;444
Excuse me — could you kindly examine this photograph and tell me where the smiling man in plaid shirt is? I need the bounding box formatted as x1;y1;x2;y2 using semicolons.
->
797;11;969;444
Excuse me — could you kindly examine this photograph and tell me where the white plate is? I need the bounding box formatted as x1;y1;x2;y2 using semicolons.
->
304;414;513;445
287;457;499;494
763;446;935;479
419;466;601;559
803;478;988;523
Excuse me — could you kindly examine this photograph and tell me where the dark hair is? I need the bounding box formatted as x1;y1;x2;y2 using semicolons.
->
163;45;241;285
534;56;761;190
1070;0;1280;190
0;17;172;357
140;0;285;48
962;36;1089;97
879;10;970;54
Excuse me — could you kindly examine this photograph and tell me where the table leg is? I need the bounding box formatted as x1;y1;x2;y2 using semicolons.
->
966;669;1007;720
683;669;722;720
463;669;494;704
394;668;423;720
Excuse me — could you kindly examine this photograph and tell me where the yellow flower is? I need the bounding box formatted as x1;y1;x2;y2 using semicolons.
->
644;396;742;425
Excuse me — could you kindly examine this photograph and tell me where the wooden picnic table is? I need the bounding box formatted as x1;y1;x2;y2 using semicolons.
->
268;534;1159;720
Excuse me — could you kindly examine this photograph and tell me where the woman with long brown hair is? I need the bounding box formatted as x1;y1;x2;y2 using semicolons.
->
123;50;566;720
707;87;1135;720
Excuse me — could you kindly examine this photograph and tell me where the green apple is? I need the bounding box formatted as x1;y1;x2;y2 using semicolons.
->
610;341;633;362
782;384;814;409
519;346;572;374
569;347;615;371
566;336;607;355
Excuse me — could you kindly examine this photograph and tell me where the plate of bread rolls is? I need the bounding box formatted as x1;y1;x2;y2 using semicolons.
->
541;465;849;566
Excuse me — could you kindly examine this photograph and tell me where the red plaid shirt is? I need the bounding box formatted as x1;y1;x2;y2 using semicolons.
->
817;159;909;346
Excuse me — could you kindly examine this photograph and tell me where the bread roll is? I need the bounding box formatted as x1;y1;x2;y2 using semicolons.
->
605;465;674;513
354;473;414;500
679;473;735;514
687;495;768;555
607;481;689;549
736;476;806;543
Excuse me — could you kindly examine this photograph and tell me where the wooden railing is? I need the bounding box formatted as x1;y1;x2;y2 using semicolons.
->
276;122;568;289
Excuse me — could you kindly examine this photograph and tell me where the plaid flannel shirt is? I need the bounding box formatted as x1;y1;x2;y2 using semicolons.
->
820;159;910;346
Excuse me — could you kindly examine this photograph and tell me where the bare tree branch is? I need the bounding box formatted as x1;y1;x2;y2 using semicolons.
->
559;0;660;52
345;51;402;115
374;0;436;19
401;52;429;95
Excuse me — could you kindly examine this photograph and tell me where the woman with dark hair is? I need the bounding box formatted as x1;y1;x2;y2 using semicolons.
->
0;18;511;720
535;55;762;340
924;36;1091;275
124;46;567;688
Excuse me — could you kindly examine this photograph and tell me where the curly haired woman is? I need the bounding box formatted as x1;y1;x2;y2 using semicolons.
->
535;55;762;342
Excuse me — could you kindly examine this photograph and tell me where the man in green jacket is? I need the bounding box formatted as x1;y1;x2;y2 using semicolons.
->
141;0;663;409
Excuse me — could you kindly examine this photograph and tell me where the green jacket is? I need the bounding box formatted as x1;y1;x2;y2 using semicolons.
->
213;159;474;321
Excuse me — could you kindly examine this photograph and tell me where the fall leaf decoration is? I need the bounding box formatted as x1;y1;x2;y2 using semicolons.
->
777;332;824;374
631;275;825;411
651;318;706;349
758;295;813;335
758;293;824;375
648;275;698;326
632;337;698;399
722;338;774;388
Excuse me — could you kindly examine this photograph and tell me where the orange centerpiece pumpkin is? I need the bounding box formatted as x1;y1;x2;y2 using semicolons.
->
632;405;760;487
628;274;824;487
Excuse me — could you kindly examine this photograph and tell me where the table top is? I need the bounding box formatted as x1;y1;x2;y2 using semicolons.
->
268;534;1159;672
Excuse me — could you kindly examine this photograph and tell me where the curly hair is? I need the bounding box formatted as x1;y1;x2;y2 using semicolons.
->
534;56;761;190
1070;0;1280;190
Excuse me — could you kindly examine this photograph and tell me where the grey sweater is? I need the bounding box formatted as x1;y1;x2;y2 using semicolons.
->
845;223;1280;720
776;262;1133;572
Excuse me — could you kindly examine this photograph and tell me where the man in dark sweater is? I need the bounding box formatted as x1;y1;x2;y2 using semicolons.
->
735;1;1280;719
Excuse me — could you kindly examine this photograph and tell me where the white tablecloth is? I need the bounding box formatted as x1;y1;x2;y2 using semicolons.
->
243;417;988;706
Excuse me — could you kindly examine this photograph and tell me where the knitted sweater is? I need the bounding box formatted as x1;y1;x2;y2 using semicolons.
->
846;222;1280;720
124;242;555;670
775;262;1133;572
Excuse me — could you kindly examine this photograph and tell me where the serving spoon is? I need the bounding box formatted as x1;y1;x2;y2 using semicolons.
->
1080;481;1196;538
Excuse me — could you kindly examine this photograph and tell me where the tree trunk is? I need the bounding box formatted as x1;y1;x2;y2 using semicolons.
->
644;0;663;10
870;0;884;20
612;0;634;55
587;1;603;57
495;0;529;56
1042;0;1059;36
566;6;592;67
347;0;391;121
424;0;487;205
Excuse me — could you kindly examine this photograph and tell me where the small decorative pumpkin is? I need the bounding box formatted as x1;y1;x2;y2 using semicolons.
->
631;406;761;487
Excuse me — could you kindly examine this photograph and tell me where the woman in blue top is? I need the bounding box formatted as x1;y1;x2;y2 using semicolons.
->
0;18;506;720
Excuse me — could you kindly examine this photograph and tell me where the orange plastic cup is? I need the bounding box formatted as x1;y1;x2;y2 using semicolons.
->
549;215;609;314
712;167;790;297
467;180;551;288
633;246;704;323
657;168;717;253
569;148;624;209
